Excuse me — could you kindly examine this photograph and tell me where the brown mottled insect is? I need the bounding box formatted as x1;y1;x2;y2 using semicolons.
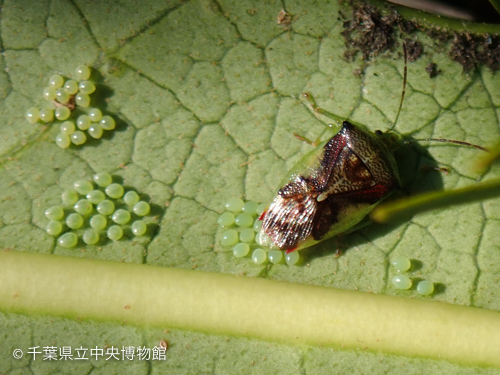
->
258;118;402;253
258;45;486;254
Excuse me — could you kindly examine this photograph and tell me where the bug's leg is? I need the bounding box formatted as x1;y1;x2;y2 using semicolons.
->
400;165;450;189
293;132;316;145
334;236;345;257
302;93;345;123
420;165;450;174
293;129;336;147
294;92;343;147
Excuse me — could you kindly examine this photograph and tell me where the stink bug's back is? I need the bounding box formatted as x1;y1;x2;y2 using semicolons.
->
258;44;488;254
259;121;401;252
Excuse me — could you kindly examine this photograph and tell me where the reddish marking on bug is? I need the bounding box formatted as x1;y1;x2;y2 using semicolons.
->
258;211;267;221
336;183;389;201
284;247;298;255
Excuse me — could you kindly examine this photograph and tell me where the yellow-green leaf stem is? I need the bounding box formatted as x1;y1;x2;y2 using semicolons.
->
490;0;500;17
2;250;500;368
367;0;500;34
371;179;500;223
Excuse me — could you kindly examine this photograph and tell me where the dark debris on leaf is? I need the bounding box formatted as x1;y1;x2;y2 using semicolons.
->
450;32;500;72
425;62;441;78
341;2;417;61
404;38;423;62
342;1;500;73
426;28;451;44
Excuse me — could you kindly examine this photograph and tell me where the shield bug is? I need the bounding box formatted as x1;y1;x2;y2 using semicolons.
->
258;45;488;254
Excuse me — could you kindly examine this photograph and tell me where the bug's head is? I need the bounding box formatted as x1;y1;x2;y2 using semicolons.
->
375;130;402;152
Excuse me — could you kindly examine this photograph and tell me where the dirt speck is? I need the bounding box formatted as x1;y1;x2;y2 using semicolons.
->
353;68;363;78
425;63;441;78
277;9;291;26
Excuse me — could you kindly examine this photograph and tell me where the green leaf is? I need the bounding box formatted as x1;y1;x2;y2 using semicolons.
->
2;0;500;373
488;0;500;17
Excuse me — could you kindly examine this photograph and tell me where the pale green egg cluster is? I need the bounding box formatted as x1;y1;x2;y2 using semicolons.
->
45;173;152;248
218;198;300;266
25;65;117;148
390;256;434;295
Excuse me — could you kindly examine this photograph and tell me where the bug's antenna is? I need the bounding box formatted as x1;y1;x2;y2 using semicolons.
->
403;138;489;152
389;42;408;131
